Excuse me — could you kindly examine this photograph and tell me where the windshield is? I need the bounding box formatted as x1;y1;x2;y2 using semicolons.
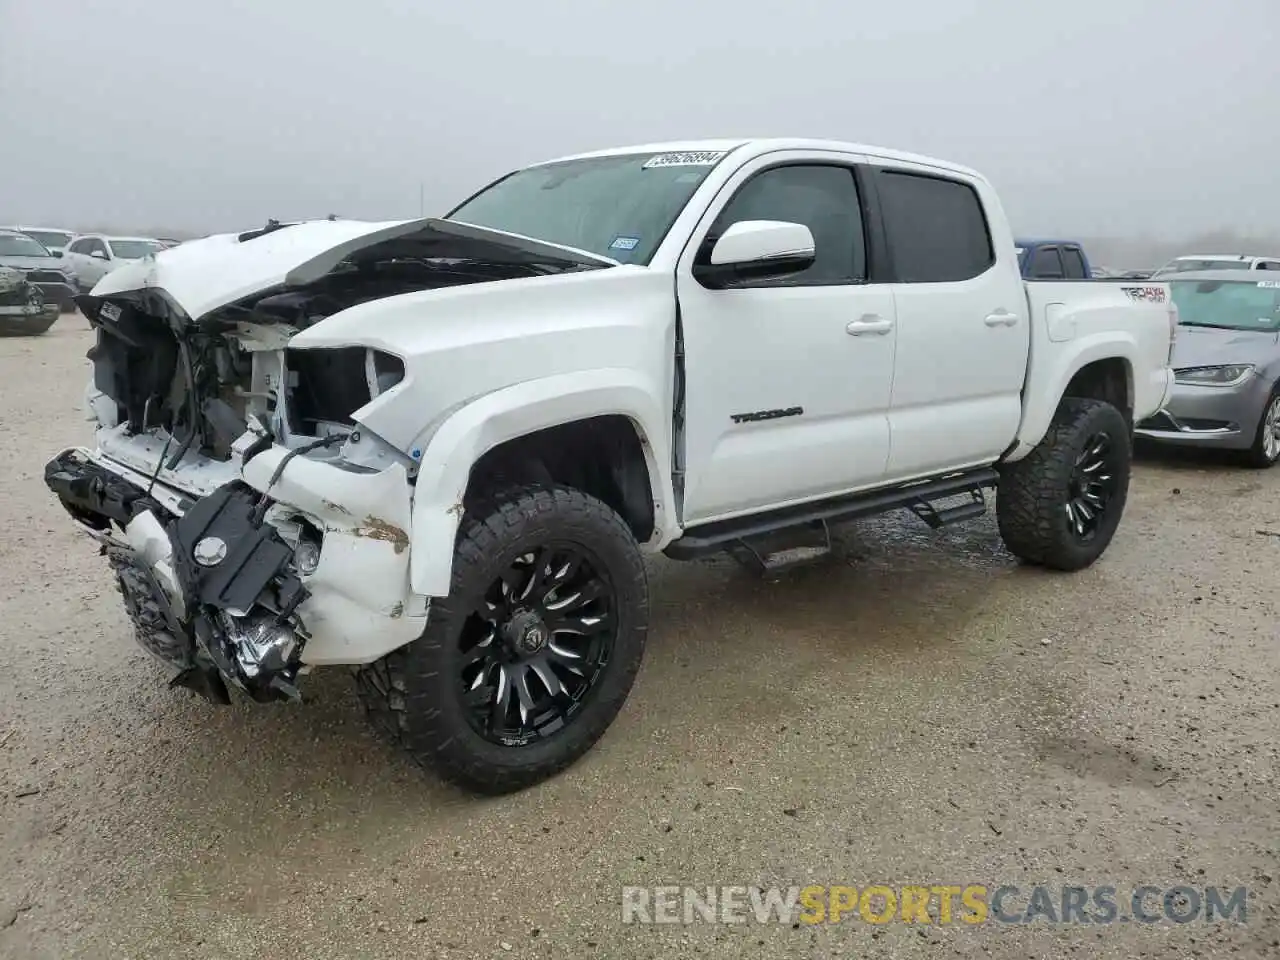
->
23;230;71;249
445;151;731;265
0;234;52;257
109;240;161;260
1170;279;1280;331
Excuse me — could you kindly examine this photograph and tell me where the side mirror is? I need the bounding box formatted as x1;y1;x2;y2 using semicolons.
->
50;250;63;258
693;220;816;289
89;250;107;260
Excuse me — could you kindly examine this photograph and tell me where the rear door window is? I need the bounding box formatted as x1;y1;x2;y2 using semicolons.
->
874;170;994;282
1060;247;1088;279
1028;246;1064;279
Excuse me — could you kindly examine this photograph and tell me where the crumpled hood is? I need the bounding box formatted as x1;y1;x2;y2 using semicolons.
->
1172;325;1280;368
90;217;618;322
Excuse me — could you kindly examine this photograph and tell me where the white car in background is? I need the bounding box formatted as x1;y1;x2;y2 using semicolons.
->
62;234;164;291
1151;254;1280;278
1;226;76;255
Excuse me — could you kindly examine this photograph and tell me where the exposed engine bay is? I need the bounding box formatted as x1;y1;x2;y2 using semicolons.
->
45;219;604;704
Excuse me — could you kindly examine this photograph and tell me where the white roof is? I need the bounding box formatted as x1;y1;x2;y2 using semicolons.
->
1174;254;1266;261
535;137;980;178
73;233;161;243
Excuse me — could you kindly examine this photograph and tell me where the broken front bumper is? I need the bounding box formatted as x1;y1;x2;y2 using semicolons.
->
0;298;58;335
45;441;428;702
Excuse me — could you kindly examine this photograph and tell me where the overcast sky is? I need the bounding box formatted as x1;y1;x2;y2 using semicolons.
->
2;0;1275;238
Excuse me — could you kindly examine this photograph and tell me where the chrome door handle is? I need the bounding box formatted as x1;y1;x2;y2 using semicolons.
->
846;315;893;336
984;311;1018;327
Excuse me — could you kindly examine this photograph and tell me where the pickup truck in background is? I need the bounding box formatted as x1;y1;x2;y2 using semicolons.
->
1016;238;1094;279
0;226;76;255
0;229;78;311
48;138;1175;795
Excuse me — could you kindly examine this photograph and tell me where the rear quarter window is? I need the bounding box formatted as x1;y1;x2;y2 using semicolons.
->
874;170;994;283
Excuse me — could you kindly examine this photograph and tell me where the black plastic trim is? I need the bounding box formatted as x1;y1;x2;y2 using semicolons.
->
44;450;165;529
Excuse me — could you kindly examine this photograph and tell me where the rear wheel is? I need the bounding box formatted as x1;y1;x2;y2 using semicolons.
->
996;398;1131;571
355;484;648;795
1242;388;1280;468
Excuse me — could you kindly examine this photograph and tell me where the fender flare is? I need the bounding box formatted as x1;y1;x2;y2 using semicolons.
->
407;368;676;597
1006;334;1138;462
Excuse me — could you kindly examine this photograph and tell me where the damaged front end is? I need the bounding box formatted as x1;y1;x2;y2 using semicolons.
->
41;218;590;704
45;218;608;704
46;452;312;703
44;283;426;702
0;266;59;337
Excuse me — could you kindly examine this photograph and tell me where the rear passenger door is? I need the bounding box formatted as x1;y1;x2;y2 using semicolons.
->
869;164;1029;479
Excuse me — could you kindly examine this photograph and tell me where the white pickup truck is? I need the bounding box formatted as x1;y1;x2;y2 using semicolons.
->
46;139;1174;794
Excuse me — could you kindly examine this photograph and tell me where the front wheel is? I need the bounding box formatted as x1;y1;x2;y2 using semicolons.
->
996;398;1132;571
356;484;649;795
1242;387;1280;468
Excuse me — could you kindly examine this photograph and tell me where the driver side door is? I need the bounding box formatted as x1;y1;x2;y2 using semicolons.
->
675;151;897;526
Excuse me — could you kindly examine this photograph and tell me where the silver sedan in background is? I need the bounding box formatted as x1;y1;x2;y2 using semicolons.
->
1136;270;1280;466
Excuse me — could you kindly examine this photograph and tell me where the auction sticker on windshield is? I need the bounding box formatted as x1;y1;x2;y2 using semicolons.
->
1256;281;1280;288
642;151;728;169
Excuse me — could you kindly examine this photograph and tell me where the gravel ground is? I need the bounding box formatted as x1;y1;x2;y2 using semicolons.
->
1;315;1277;959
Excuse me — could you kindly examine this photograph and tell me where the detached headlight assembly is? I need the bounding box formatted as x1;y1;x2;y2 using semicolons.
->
1174;364;1254;387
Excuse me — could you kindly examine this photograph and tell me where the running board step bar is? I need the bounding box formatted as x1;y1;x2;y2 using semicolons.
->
907;487;988;529
665;467;1000;560
727;521;834;577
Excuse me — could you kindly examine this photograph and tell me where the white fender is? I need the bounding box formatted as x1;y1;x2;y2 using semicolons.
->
407;368;677;597
1006;333;1139;462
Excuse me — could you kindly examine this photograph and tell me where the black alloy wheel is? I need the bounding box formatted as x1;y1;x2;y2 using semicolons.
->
1065;432;1120;542
459;545;615;747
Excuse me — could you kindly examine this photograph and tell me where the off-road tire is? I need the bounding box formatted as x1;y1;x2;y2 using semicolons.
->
1242;387;1280;469
109;554;193;667
996;398;1131;571
355;484;649;795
